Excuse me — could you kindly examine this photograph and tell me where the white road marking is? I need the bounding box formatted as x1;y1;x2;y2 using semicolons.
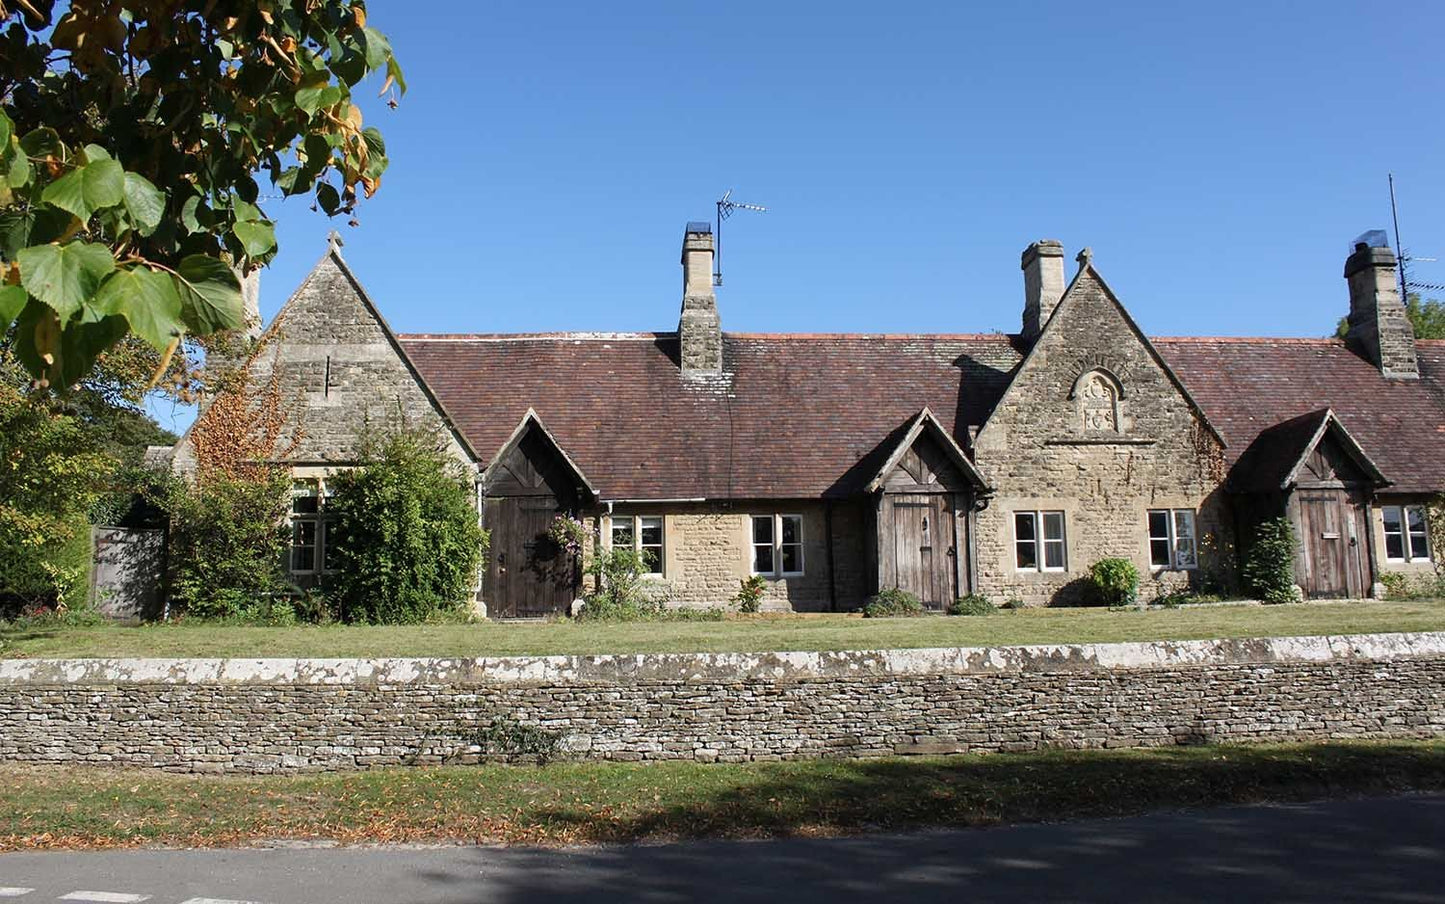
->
0;890;34;898
58;894;151;903
178;899;267;904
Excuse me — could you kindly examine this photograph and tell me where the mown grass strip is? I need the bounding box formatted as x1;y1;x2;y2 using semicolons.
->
3;740;1443;850
2;599;1443;660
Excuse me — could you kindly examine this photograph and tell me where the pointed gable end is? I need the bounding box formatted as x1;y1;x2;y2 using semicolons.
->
976;257;1225;453
482;409;597;504
240;242;480;467
1229;409;1389;493
866;408;992;494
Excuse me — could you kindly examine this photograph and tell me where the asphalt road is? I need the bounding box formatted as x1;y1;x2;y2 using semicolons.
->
1;794;1442;903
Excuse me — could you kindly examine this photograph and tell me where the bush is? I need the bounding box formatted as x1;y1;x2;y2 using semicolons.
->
162;469;292;620
1379;572;1409;601
733;575;767;614
326;429;486;624
948;593;994;616
1088;557;1140;607
864;587;924;618
1243;516;1298;604
1001;597;1026;611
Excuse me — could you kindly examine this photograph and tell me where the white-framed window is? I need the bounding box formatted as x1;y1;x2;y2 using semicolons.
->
751;514;804;577
1383;505;1430;563
1015;511;1066;572
609;514;665;575
1148;509;1198;570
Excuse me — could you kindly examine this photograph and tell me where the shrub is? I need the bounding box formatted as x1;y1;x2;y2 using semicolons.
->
864;587;924;618
162;469;292;620
1379;572;1409;601
469;717;565;766
1001;597;1026;611
947;593;994;616
1089;557;1140;607
733;575;767;614
327;428;486;624
1243;516;1298;604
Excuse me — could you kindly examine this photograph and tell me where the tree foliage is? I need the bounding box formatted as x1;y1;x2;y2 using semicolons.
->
0;370;113;612
0;0;403;390
1335;294;1445;341
325;428;484;624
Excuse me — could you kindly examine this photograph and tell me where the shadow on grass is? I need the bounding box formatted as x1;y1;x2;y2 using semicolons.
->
530;742;1445;844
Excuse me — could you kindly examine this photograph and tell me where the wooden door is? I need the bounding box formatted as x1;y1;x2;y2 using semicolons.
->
483;496;577;618
890;493;957;607
1297;489;1368;599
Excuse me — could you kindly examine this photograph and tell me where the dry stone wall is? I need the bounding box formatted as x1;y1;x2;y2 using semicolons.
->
1;633;1441;773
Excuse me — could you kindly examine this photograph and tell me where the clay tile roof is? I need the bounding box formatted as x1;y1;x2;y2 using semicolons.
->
1154;338;1445;494
399;332;1022;500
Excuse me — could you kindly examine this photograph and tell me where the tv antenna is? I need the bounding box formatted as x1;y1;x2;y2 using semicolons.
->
714;189;767;286
1389;174;1445;295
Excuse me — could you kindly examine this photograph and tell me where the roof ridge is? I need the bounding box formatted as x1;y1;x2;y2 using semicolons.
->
1152;336;1346;345
399;330;1019;342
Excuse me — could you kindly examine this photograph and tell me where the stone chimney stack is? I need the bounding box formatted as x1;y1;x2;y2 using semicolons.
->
1344;234;1418;379
1020;239;1066;342
679;221;722;377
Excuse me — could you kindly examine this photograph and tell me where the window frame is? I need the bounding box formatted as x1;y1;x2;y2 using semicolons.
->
1147;508;1199;571
608;514;666;577
289;479;328;575
1383;504;1431;564
1014;510;1067;573
751;513;805;577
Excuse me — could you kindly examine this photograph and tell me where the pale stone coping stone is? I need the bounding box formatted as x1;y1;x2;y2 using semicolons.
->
1;632;1442;687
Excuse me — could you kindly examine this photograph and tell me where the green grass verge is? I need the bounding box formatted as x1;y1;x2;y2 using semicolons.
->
2;599;1443;660
3;740;1443;849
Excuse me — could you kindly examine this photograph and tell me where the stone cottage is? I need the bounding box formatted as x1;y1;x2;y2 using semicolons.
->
170;226;1445;615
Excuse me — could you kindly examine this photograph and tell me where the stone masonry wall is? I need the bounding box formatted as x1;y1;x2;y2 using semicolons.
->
0;633;1440;773
973;266;1230;605
598;500;870;611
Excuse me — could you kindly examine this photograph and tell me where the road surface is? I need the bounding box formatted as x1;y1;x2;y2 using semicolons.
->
1;794;1441;903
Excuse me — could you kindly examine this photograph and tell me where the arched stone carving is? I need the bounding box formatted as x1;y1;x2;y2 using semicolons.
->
1075;369;1122;433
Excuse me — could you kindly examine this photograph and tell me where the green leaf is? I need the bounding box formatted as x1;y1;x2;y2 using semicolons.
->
233;199;263;222
19;128;64;161
295;72;332;116
8;150;31;189
174;254;244;334
121;172;166;234
7;297;121;389
93;266;183;351
180;195;206;234
41;159;125;221
361;26;392;70
316;182;341;215
17;241;115;320
81;143;111;162
232;219;276;257
0;284;26;326
386;55;408;96
0;110;12;151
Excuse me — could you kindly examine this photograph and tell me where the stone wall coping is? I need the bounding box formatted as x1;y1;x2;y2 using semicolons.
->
1;632;1442;686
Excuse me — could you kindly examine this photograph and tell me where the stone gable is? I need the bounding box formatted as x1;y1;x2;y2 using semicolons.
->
242;249;473;468
973;264;1229;603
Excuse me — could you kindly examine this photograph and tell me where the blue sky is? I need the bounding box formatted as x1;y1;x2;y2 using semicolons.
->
154;0;1445;429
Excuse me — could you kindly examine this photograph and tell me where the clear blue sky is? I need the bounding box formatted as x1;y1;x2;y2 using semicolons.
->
153;0;1445;429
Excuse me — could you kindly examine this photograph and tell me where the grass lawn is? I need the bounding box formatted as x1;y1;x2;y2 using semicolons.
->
1;599;1442;660
2;740;1443;850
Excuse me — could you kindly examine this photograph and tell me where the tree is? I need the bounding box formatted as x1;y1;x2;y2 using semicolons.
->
0;0;403;391
1335;294;1445;341
326;429;485;624
0;363;114;611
